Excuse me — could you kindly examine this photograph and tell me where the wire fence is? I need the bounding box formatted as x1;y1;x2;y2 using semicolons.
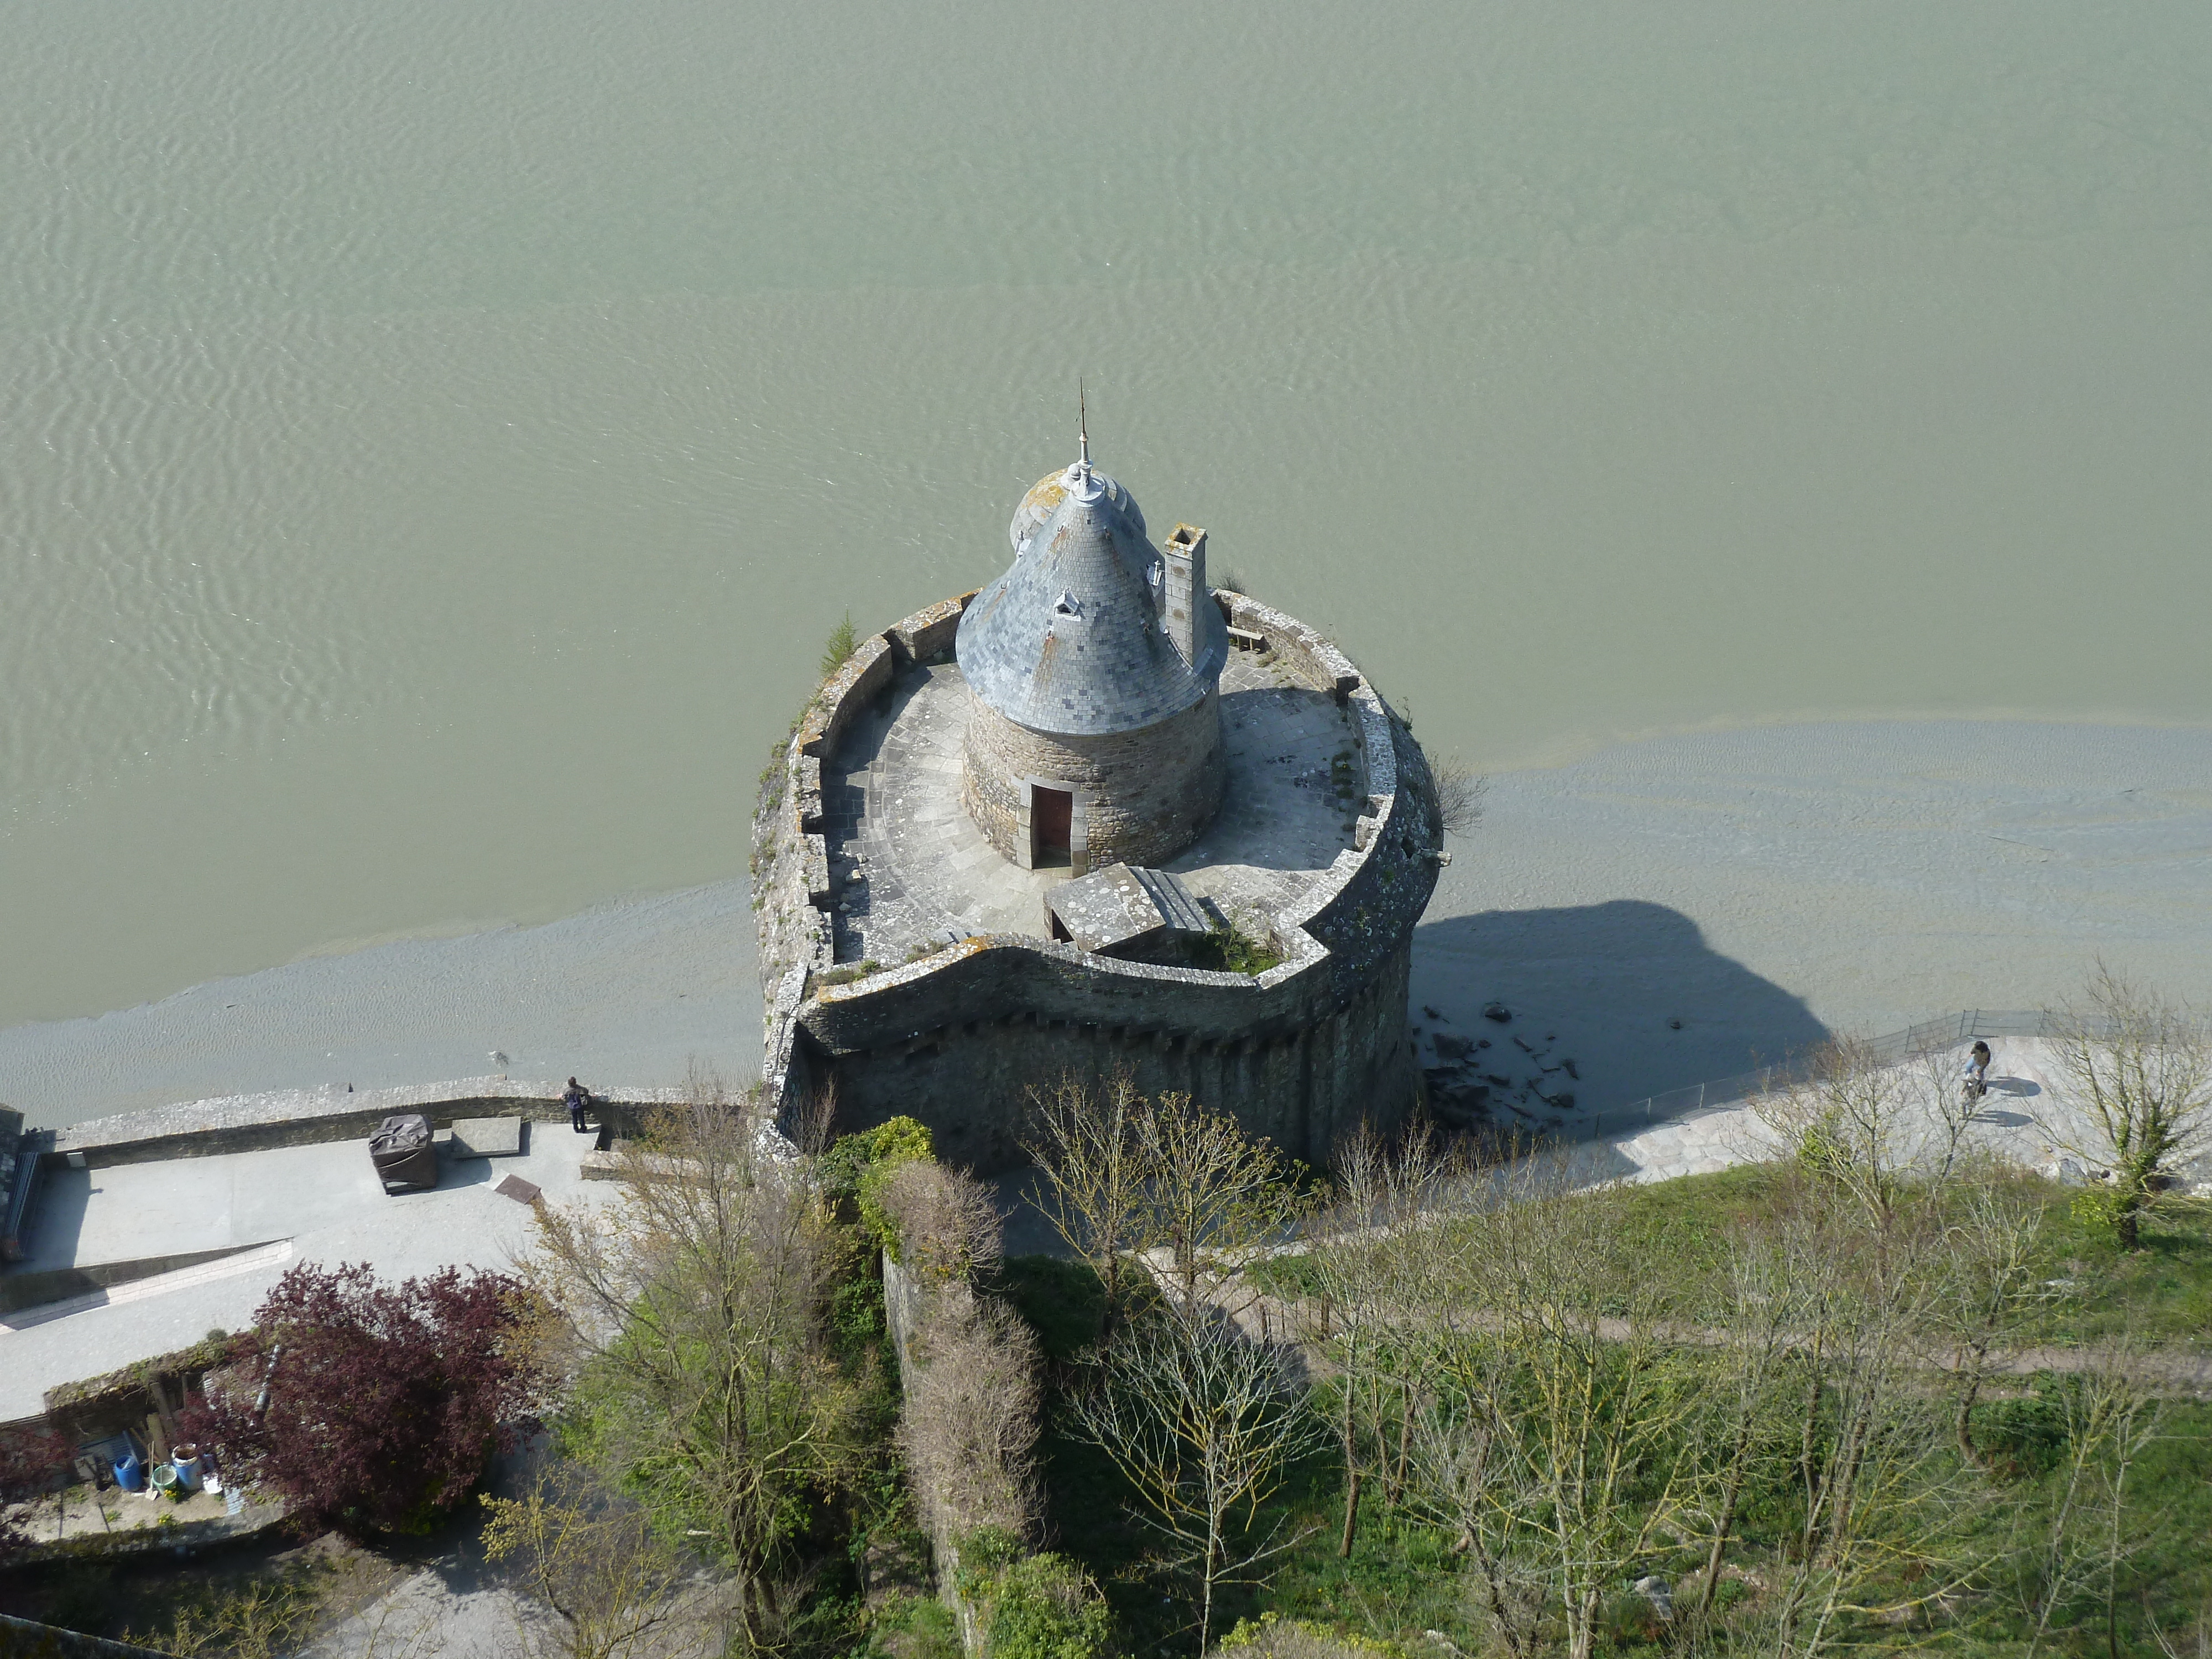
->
1559;1008;2064;1143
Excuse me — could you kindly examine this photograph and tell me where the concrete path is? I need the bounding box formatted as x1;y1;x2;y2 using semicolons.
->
1580;1034;2078;1186
1;1125;618;1421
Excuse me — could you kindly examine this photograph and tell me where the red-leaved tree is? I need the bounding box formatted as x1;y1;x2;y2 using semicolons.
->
190;1261;546;1533
0;1426;70;1558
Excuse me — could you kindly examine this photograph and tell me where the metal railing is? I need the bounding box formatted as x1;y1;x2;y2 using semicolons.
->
1557;1009;2061;1142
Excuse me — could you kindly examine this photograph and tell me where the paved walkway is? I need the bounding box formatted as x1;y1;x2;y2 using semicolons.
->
1579;1034;2094;1186
822;650;1362;963
1;1125;617;1421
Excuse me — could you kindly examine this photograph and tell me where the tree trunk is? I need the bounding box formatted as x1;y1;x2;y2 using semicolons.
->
1201;1522;1221;1659
1954;1360;1986;1465
1474;1552;1527;1659
1795;1366;1826;1564
1390;1386;1411;1509
1098;1235;1120;1344
1567;1587;1598;1659
1697;1444;1750;1617
1340;1466;1361;1557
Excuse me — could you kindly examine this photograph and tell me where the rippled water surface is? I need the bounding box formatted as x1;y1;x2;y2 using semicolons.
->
4;1;2209;1027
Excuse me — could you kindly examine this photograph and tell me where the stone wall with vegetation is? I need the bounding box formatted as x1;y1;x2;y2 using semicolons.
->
873;1141;1109;1659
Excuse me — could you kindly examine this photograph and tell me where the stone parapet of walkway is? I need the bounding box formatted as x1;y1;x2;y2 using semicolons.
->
49;1077;690;1170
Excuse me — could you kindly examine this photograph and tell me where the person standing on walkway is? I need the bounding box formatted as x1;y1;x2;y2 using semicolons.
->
564;1076;592;1134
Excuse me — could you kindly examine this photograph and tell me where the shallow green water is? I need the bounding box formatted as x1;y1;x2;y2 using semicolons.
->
4;0;2209;1027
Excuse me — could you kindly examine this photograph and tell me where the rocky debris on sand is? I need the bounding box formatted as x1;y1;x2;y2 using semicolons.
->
1423;1067;1493;1128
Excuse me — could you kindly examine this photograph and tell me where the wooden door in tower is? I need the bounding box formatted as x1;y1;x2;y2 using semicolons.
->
1032;786;1073;867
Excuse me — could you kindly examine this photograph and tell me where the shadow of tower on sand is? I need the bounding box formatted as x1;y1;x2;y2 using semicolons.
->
1410;899;1830;1126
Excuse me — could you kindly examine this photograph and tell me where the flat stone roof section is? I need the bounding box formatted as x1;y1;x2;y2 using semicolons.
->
1046;863;1212;957
446;1117;526;1157
821;647;1362;967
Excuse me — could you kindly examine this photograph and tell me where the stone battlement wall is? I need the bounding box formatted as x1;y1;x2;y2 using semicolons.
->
751;588;1441;1167
751;593;978;1116
1213;591;1441;988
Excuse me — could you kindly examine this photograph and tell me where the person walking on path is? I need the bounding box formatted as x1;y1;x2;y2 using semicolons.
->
1961;1040;1992;1102
564;1076;593;1134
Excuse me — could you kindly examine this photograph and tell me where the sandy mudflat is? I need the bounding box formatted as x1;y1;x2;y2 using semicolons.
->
2;883;763;1131
4;719;2206;1134
1411;718;2212;1120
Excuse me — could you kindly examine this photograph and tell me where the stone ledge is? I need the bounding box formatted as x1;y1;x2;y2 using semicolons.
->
50;1078;687;1170
0;1244;269;1317
890;591;976;662
0;1498;289;1571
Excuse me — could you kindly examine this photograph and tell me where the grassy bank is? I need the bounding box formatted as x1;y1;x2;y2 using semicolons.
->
1004;1155;2212;1658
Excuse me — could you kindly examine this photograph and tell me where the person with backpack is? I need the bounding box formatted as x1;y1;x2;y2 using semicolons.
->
563;1076;593;1134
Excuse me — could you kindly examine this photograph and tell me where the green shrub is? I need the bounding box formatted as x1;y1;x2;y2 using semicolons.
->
1215;1611;1400;1656
2069;1184;2130;1233
820;1116;936;1255
865;1591;963;1659
982;1551;1113;1659
831;1271;887;1351
821;613;861;680
1973;1381;2073;1478
1186;922;1283;975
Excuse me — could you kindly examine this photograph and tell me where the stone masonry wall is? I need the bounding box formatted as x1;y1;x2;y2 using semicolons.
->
801;934;1417;1169
959;686;1225;873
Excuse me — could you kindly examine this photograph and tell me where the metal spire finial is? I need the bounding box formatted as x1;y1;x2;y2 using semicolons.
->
1063;380;1104;500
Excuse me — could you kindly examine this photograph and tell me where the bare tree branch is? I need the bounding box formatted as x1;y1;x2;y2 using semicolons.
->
521;1069;862;1655
1067;1310;1324;1655
2046;962;2212;1249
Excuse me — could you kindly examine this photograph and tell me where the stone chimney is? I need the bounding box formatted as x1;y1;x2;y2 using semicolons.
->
1162;523;1208;667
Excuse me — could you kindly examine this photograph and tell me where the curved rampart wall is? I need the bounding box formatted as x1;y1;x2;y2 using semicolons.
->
751;589;1441;1171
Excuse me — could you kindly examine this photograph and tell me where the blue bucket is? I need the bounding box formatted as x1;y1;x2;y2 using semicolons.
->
115;1451;143;1492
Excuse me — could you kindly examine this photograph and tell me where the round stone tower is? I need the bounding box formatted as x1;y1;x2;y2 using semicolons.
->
956;442;1229;873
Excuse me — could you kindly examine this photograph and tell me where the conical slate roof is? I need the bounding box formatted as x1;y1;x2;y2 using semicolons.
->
957;457;1227;738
